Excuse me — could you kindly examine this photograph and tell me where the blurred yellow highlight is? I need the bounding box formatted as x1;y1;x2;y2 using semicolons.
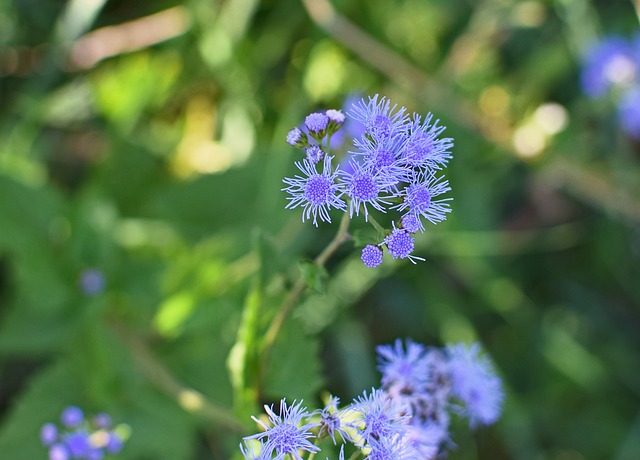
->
178;389;205;412
304;41;348;101
172;96;254;177
513;103;568;158
479;86;510;117
511;1;547;28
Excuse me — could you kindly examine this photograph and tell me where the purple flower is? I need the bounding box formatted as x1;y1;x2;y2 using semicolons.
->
392;173;452;228
384;228;424;263
318;396;351;444
79;269;105;296
581;36;637;97
305;112;330;137
377;339;431;400
106;432;124;454
92;413;111;429
42;408;127;459
402;114;453;169
41;423;58;446
282;155;347;226
305;145;325;164
287;127;308;147
618;87;640;139
376;339;447;428
61;406;84;428
348;94;409;141
86;448;105;460
245;399;320;460
331;94;367;149
350;134;408;186
404;421;445;460
326;109;345;125
65;431;91;457
361;245;383;268
365;434;417;460
49;444;69;460
349;388;408;447
400;214;421;234
339;161;397;220
446;343;504;427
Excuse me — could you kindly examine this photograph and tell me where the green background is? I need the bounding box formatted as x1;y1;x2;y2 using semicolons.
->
0;0;639;459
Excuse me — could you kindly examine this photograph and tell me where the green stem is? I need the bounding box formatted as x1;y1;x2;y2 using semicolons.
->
367;214;386;235
259;212;351;380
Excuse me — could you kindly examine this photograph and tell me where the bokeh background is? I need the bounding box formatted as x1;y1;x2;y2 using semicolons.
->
1;0;639;459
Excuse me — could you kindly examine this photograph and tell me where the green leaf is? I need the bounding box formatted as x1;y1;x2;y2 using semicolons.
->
227;281;262;420
298;260;328;295
117;387;196;460
0;360;83;460
263;317;323;402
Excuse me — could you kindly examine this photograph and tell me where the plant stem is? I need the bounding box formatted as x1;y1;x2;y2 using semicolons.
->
367;214;386;235
259;212;351;375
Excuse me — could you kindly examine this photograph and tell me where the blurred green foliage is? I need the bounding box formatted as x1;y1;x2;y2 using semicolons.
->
0;0;639;459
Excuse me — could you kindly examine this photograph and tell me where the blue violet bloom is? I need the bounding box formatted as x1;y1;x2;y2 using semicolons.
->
283;95;454;267
41;407;128;460
580;34;640;139
240;339;503;460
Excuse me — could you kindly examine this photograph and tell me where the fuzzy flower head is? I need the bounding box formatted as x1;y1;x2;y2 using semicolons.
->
282;155;346;226
392;172;452;229
245;399;320;460
404;421;446;460
318;396;351;444
361;244;383;268
339;161;397;220
305;112;330;139
365;434;417;460
402;114;453;169
383;226;425;264
305;145;325;164
348;94;409;141
446;343;504;427
326;109;345;125
376;339;448;425
349;388;409;447
286;127;309;148
377;339;431;401
400;214;421;234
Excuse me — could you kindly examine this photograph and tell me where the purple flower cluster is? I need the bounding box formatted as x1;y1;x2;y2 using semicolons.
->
376;339;503;457
283;95;454;267
581;34;640;139
41;407;126;460
240;340;502;459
